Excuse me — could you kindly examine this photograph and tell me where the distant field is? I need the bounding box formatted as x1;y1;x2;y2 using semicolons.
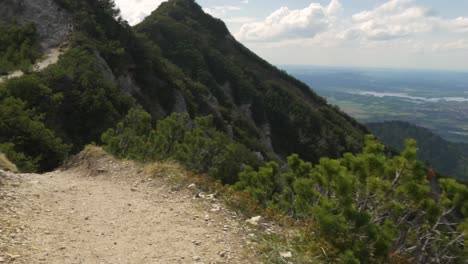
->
283;65;468;143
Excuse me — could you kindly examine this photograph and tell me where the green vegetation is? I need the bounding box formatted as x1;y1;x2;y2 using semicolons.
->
0;0;136;172
235;135;468;263
0;96;70;172
134;0;368;162
0;23;41;73
0;43;132;172
102;110;468;262
368;121;468;181
102;107;261;183
0;0;367;173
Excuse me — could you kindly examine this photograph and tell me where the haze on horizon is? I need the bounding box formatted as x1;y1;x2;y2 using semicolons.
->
114;0;468;71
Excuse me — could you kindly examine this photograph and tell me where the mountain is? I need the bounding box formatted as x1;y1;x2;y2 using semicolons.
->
133;0;368;161
368;121;468;181
0;0;367;172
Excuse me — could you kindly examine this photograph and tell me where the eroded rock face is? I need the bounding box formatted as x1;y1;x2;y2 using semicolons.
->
0;0;72;50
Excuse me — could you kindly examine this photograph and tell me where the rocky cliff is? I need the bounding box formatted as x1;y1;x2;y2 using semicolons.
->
0;0;71;49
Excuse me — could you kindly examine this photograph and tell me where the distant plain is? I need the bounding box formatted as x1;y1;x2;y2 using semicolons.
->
283;66;468;143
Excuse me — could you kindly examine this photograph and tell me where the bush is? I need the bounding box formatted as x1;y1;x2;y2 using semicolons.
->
0;97;71;172
102;107;261;183
235;135;468;263
0;23;40;72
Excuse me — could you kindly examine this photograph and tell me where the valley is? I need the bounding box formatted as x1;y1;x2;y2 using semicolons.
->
284;66;468;143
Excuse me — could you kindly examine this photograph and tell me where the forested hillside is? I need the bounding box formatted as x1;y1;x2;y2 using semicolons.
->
134;0;368;162
368;121;468;181
0;23;40;72
0;0;367;172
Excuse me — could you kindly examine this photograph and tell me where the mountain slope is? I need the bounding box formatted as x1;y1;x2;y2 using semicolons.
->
133;0;368;162
0;0;367;172
368;121;468;181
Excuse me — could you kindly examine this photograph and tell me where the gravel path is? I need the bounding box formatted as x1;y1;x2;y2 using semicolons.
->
0;152;258;264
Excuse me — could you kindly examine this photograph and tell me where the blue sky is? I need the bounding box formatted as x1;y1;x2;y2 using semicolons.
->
114;0;468;70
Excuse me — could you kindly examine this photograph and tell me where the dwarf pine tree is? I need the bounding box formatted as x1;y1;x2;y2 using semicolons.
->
102;107;260;183
235;135;467;263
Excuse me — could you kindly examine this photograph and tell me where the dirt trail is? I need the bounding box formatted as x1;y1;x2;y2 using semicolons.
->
0;48;63;83
0;150;259;264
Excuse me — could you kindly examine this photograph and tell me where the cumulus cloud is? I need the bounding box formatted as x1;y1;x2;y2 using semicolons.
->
236;0;468;47
236;0;342;42
351;0;437;40
447;17;468;33
114;0;166;25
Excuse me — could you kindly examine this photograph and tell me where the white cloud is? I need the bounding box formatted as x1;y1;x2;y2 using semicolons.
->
232;0;468;69
351;0;437;40
236;0;342;42
348;0;468;43
114;0;166;25
236;0;468;48
447;17;468;33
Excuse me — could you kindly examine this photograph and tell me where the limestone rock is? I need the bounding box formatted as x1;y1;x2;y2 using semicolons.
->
245;216;262;226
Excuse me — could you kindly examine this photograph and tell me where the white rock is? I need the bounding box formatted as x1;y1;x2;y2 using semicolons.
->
280;251;292;258
245;216;262;226
188;183;196;188
0;257;4;262
210;204;221;212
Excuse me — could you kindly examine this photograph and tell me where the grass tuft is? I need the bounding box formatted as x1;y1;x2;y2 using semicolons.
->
0;153;18;172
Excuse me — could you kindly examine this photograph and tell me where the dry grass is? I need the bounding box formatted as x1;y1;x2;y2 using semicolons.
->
145;161;189;183
0;153;17;173
80;145;108;158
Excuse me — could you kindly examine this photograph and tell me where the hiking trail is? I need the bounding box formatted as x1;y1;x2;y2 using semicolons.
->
0;148;261;263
